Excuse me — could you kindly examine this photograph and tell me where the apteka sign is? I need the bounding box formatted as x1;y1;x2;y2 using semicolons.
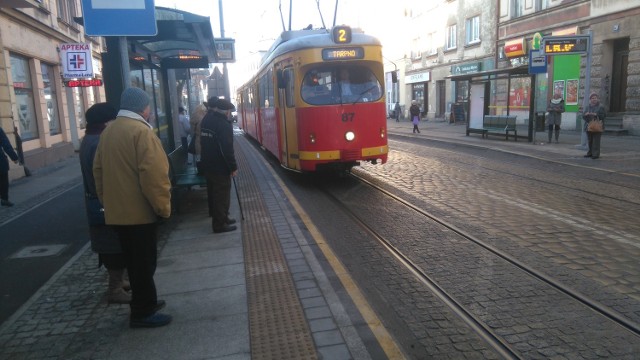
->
60;43;94;79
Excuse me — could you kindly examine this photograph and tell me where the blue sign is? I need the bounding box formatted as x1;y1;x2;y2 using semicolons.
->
81;0;157;36
528;50;547;74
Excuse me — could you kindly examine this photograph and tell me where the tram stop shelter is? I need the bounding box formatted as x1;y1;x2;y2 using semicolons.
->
448;65;541;142
79;7;218;151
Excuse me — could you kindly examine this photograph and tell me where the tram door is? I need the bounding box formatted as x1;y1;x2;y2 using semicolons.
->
277;65;299;170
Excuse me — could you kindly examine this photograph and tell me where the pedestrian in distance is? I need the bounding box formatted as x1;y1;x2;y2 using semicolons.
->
546;90;565;143
188;102;209;168
0;127;19;207
79;103;130;304
199;98;238;233
178;106;190;151
93;87;172;328
394;102;401;122
583;92;606;159
410;100;421;133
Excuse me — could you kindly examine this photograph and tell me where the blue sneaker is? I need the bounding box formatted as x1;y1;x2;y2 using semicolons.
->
130;312;172;328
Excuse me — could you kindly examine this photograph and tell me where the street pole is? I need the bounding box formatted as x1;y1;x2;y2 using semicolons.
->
218;0;231;100
577;31;593;150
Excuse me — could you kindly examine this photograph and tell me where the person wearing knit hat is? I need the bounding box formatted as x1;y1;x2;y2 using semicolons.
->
80;102;130;304
583;92;606;159
120;87;151;115
93;87;172;328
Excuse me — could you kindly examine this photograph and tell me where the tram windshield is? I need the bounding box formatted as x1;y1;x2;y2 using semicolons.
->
301;66;382;105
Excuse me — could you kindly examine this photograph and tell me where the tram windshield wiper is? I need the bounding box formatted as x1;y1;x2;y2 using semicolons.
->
351;85;378;105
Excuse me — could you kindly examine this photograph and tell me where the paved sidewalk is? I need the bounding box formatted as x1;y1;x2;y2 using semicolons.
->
386;118;640;176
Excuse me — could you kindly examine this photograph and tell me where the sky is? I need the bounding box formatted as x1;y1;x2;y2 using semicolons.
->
153;0;405;88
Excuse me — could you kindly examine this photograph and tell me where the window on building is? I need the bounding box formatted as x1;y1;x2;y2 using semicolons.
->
411;36;421;59
41;63;61;135
56;0;77;23
10;53;39;141
536;0;550;11
426;32;437;56
465;16;480;45
445;24;457;50
512;0;524;17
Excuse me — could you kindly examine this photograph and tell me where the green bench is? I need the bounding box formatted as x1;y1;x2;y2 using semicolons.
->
481;115;518;141
167;146;206;212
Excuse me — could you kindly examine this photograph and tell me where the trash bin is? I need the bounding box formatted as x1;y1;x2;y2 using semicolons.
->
535;112;546;132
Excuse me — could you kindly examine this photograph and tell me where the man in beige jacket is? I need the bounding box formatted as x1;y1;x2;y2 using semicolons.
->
93;87;172;328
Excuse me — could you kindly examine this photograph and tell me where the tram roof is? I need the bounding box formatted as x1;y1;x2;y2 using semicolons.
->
260;28;382;68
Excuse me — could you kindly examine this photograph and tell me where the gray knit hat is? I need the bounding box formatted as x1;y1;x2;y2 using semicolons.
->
120;87;150;113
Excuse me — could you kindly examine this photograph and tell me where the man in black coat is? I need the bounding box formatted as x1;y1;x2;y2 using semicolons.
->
0;127;19;207
199;98;238;233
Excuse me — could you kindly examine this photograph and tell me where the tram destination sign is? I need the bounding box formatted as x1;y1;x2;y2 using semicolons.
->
542;35;590;55
322;47;364;61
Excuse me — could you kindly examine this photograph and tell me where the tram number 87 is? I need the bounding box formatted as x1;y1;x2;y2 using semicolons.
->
341;113;355;122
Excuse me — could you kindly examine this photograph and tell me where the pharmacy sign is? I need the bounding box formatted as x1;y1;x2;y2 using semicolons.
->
60;43;94;79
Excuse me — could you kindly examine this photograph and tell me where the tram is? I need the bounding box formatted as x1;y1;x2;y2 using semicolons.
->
236;25;388;172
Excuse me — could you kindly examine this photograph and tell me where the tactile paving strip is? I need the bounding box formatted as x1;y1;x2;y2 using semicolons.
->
235;143;318;360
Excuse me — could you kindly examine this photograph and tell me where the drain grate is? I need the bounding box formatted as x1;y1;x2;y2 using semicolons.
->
10;245;68;259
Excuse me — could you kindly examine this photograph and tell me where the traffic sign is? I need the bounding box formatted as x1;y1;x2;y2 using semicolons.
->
528;50;547;74
81;0;157;36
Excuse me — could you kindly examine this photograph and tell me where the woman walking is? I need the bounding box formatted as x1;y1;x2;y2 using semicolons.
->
409;100;420;134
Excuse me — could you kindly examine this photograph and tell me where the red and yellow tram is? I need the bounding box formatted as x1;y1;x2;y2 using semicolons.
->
236;26;388;172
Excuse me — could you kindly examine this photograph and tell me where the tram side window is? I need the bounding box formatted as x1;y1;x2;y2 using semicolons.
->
301;66;382;105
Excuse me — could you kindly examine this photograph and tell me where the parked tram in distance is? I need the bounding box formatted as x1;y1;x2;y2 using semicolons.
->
236;25;388;173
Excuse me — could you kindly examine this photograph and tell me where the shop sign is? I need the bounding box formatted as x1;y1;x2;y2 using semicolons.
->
64;79;103;87
405;71;430;84
451;62;482;75
504;38;526;58
60;43;94;79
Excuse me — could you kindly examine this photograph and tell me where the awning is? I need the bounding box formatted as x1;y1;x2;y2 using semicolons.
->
127;7;218;65
446;65;530;81
74;7;218;68
504;37;526;58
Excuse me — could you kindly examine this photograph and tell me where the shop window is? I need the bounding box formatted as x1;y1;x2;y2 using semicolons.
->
41;63;61;135
10;53;39;141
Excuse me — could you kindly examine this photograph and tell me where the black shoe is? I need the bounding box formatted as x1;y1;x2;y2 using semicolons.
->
1;200;14;207
225;217;237;225
130;312;172;328
591;156;599;159
583;154;592;158
213;224;237;233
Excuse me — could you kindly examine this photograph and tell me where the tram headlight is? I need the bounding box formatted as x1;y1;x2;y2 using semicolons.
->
345;131;355;142
380;128;386;138
309;133;316;144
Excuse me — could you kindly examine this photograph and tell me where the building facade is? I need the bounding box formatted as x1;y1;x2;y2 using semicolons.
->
1;0;106;180
389;0;639;135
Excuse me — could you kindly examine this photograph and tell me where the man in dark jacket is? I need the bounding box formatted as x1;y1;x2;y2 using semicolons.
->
199;98;238;233
0;127;19;207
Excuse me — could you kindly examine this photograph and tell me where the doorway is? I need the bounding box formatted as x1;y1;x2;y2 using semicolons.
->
610;38;629;113
468;83;486;130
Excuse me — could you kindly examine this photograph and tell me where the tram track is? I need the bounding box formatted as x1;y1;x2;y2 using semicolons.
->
315;171;640;358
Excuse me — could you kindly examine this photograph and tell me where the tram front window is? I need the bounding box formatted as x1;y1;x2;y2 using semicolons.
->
301;66;381;105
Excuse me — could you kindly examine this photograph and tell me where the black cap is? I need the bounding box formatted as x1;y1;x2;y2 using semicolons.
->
207;97;219;108
86;103;117;124
216;99;235;111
